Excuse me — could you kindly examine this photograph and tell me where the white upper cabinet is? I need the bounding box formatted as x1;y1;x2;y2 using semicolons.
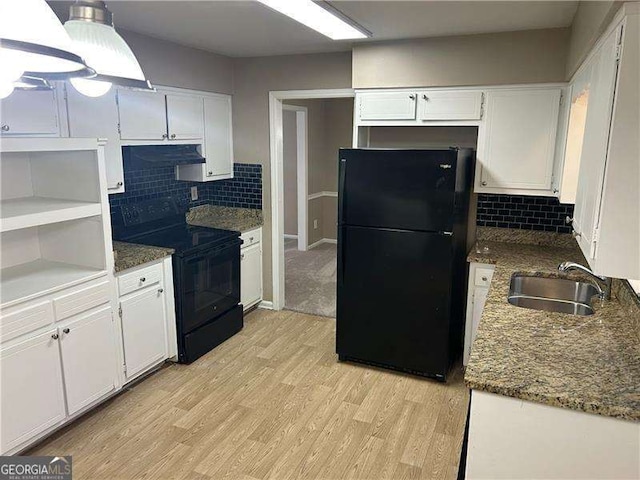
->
572;27;619;261
58;306;118;416
358;92;417;120
418;90;484;121
476;88;561;193
176;94;234;182
572;7;639;279
166;94;204;140
0;89;61;136
117;89;168;141
65;86;124;193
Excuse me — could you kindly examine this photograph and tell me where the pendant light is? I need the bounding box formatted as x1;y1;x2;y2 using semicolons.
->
64;1;152;97
0;0;93;87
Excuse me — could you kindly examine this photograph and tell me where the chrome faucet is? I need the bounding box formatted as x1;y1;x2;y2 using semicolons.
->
558;261;612;300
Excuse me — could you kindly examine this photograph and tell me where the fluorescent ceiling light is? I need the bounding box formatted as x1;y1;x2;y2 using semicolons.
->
257;0;370;40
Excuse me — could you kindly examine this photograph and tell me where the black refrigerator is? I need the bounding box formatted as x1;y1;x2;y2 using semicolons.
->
336;148;475;381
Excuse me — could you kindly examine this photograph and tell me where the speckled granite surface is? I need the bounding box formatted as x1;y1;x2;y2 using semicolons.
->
113;241;174;273
186;205;263;233
465;234;640;422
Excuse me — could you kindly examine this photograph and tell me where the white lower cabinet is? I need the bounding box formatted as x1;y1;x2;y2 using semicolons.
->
466;390;640;479
116;257;177;383
240;228;263;310
59;306;118;415
120;285;167;381
0;329;66;454
464;262;495;365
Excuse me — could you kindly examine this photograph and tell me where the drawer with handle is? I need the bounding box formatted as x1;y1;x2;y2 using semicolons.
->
118;262;163;296
240;228;261;249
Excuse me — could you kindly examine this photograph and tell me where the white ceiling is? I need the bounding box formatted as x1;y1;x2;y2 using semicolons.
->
50;1;579;58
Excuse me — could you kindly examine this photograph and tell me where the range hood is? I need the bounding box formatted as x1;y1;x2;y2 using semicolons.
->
124;144;205;168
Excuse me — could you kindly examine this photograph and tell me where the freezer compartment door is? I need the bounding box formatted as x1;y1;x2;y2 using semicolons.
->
336;226;454;377
338;149;457;232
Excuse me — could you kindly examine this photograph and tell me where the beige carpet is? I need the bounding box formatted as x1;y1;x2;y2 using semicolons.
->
285;238;337;318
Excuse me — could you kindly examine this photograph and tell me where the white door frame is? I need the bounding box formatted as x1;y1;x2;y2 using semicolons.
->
269;88;355;310
282;104;308;252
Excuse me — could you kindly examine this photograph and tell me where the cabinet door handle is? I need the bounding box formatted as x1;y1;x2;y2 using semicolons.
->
162;133;168;139
408;94;415;100
241;253;245;260
482;276;488;282
63;328;70;334
170;133;176;139
51;333;59;340
108;181;124;190
158;288;164;294
422;94;428;101
249;237;254;242
207;171;213;176
572;231;581;238
565;216;574;225
1;124;9;132
140;277;146;282
481;181;487;186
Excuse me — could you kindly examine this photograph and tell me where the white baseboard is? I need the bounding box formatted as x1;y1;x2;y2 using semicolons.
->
283;234;298;239
258;300;274;310
308;238;338;249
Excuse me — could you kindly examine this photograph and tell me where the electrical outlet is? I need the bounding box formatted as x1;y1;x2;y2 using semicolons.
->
313;219;318;229
191;186;198;201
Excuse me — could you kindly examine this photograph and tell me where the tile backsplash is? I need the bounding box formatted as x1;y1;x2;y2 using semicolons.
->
109;162;262;215
476;194;574;234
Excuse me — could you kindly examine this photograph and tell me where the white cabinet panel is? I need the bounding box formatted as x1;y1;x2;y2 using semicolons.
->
203;95;233;178
478;88;561;192
241;243;262;309
0;330;66;453
176;94;234;182
120;284;167;380
0;89;60;136
117;89;167;141
572;27;619;262
166;94;204;140
358;92;417;120
418;90;483;120
66;86;124;193
59;307;117;415
464;263;495;366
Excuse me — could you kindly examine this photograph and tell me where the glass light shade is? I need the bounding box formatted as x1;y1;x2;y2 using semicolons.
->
0;81;14;99
0;49;24;83
64;20;146;81
70;77;112;97
0;0;90;75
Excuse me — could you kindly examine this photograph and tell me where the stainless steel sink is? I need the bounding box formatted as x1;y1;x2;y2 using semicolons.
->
508;274;599;316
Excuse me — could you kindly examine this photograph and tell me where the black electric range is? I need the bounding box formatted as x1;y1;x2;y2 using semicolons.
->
112;197;243;364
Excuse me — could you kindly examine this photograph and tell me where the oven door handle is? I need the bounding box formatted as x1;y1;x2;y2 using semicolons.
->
183;239;241;264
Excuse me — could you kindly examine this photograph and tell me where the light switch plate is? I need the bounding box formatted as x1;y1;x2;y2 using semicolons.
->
191;186;198;201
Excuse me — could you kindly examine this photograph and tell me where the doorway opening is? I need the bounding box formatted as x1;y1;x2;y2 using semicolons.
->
269;89;354;313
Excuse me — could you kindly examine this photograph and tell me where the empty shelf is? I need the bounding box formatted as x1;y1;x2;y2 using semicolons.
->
0;197;102;232
1;259;106;307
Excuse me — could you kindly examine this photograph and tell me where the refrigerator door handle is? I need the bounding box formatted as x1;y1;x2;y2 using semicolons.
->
443;231;454;236
338;156;347;225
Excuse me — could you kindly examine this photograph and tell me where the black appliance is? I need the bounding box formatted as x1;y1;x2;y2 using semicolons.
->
336;148;475;381
112;197;243;364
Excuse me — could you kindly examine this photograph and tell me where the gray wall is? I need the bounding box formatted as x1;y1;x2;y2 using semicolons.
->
232;52;352;300
352;28;570;89
117;30;234;94
283;110;298;237
565;1;623;78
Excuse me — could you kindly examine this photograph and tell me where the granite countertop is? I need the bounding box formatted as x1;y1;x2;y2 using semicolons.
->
187;205;263;233
113;241;174;273
465;230;640;422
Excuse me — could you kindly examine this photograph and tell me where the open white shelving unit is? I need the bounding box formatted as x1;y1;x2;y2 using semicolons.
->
0;138;112;308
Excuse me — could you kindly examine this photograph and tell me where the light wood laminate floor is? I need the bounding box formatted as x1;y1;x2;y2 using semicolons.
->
29;309;470;480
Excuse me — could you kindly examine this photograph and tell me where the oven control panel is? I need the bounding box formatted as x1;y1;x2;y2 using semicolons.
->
119;198;181;226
